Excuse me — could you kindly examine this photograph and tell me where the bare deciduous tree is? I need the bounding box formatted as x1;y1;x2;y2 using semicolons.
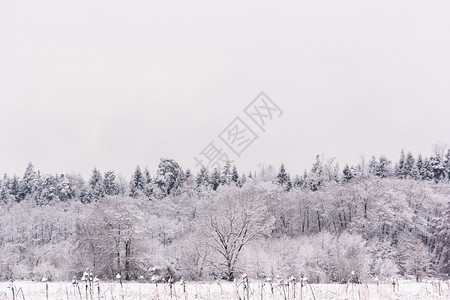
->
199;184;275;280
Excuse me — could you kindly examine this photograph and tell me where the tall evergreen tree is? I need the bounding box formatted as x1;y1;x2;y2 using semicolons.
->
18;162;38;201
445;149;450;180
129;166;144;198
37;174;57;205
7;175;20;202
67;173;90;203
308;155;323;191
342;164;355;182
374;156;391;178
154;158;182;197
276;163;292;191
238;173;246;187
404;151;416;179
143;167;153;198
0;178;11;204
421;157;435;181
196;167;209;190
368;156;377;176
331;163;340;183
143;168;152;185
292;174;303;188
220;161;232;186
231;166;239;186
430;155;447;182
104;170;119;196
209;168;221;191
88;168;104;201
56;174;74;201
395;150;406;179
172;168;187;195
416;154;425;180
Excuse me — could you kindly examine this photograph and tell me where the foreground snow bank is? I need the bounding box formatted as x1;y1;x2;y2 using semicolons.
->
1;279;449;300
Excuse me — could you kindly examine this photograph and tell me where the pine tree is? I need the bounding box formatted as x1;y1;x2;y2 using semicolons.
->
143;167;153;198
56;174;74;201
238;173;246;187
308;155;323;191
0;178;11;204
196;167;209;186
410;163;420;180
374;156;391;178
404;151;416;179
276;164;292;192
154;158;182;197
231;166;239;186
355;158;367;179
37;175;57;205
421;157;434;181
104;170;119;196
182;168;196;195
18;162;38;201
8;175;20;202
395;150;406;179
292;174;303;188
196;167;209;190
68;174;90;203
220;161;232;185
89;168;104;201
172;168;187;195
286;174;292;191
331;163;340;182
445;149;450;180
144;168;152;185
430;155;447;182
342;164;354;182
416;154;425;180
129;166;144;198
368;156;377;176
209;168;221;191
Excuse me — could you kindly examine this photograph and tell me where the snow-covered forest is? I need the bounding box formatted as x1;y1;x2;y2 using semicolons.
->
1;147;450;283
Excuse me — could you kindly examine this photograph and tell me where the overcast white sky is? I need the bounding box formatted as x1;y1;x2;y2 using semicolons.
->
1;0;449;178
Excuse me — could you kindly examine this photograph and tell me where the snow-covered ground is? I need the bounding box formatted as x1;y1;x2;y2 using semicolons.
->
1;280;449;300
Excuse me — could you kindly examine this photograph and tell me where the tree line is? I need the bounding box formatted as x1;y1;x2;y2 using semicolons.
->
1;147;450;283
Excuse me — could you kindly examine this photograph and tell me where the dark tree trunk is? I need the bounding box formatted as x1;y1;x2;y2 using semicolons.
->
125;239;131;280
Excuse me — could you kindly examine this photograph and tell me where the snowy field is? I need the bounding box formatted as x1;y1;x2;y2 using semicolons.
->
1;280;449;300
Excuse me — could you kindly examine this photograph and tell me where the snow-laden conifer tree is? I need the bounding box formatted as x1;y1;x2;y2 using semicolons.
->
209;168;221;191
276;163;292;192
18;162;38;201
129;166;144;198
220;161;232;186
104;170;119;196
227;166;237;186
88;168;104;202
154;158;182;197
395;150;406;179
